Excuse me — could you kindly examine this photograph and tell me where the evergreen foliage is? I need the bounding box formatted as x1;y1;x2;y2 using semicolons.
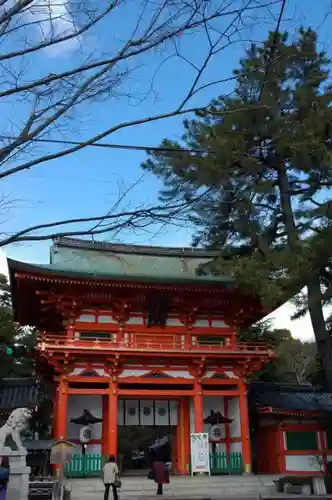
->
142;28;332;390
0;273;36;378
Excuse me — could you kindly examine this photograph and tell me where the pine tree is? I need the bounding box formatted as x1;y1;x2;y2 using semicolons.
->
142;28;332;390
0;274;36;378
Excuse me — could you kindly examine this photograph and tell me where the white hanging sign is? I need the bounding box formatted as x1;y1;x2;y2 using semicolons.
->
190;433;210;475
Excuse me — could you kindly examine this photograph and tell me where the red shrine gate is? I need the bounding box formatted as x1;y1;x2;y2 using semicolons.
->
8;237;275;475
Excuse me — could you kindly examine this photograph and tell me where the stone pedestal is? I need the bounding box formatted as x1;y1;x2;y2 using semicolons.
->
1;446;30;500
313;477;327;495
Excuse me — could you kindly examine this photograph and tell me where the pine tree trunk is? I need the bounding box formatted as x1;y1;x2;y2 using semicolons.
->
307;276;332;391
277;164;332;390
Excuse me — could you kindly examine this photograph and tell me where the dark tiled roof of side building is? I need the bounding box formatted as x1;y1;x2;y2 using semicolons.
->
0;377;42;412
249;381;332;413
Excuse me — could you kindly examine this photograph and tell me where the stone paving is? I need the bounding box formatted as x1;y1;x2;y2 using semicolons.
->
67;475;278;500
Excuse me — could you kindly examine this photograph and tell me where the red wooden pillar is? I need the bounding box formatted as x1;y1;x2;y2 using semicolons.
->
319;430;328;475
193;383;204;433
172;427;178;473
102;395;109;457
177;398;190;474
278;424;286;473
238;382;251;474
54;376;68;440
107;381;118;458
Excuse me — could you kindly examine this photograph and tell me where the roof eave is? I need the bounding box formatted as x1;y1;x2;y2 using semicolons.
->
7;257;234;288
52;236;221;258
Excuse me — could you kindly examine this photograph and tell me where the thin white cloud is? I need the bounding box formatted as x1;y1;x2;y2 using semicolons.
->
28;0;79;55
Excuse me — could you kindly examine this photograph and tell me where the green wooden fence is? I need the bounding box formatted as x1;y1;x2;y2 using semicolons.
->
65;451;243;477
65;454;106;478
209;452;243;474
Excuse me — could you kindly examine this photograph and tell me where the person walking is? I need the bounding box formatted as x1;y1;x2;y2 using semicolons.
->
152;458;169;496
0;457;9;500
103;455;120;500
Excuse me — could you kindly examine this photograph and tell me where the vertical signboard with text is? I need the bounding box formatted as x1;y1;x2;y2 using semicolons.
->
190;433;210;475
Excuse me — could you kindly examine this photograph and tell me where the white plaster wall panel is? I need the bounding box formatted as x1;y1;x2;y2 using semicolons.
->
155;401;170;426
98;315;116;323
170;401;178;426
211;320;229;328
164;370;193;379
119;369;150;378
215;443;226;453
67;395;102;440
127;317;144;325
69;367;85;376
77;314;95;322
203;396;225;436
118;399;124;425
125;400;139;425
140;400;154;426
94;367;109;377
230;442;242;453
203;371;216;379
224;371;238;379
228;398;241;438
86;444;102;455
166;317;182;326
69;366;109;377
194;319;209;327
203;396;225;417
327;455;332;462
285;455;321;472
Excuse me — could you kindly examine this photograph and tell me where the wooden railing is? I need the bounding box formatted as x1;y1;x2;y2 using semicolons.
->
38;332;273;355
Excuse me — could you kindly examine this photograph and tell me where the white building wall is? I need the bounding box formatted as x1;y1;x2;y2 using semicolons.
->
230;442;242;453
67;395;103;440
67;395;103;454
189;397;241;438
215;443;226;453
203;396;225;435
68;395;178;432
228;398;241;438
285;455;321;472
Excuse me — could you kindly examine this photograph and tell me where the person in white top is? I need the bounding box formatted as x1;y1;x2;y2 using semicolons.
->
103;455;119;500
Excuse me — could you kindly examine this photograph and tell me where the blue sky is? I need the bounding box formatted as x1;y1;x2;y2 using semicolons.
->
1;0;332;270
1;0;332;340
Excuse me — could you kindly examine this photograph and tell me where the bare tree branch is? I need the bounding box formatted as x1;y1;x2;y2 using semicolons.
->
0;0;280;247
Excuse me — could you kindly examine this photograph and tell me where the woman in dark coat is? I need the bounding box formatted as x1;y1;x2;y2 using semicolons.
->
152;458;169;496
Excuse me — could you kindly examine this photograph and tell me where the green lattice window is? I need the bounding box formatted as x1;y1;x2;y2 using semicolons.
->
80;331;114;340
197;336;225;346
285;430;318;451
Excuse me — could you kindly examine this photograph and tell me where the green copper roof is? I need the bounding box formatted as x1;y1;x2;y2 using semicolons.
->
46;237;231;284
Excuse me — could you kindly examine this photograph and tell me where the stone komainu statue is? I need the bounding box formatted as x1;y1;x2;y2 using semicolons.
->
0;408;32;453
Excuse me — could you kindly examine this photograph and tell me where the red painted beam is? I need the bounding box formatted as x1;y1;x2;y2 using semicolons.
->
202;390;240;396
118;389;195;397
67;388;108;395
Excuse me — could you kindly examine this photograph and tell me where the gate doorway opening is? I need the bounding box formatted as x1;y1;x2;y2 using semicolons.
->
118;426;173;474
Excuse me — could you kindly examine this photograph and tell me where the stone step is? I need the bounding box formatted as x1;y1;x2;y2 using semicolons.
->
260;496;332;500
66;481;273;489
67;476;278;500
